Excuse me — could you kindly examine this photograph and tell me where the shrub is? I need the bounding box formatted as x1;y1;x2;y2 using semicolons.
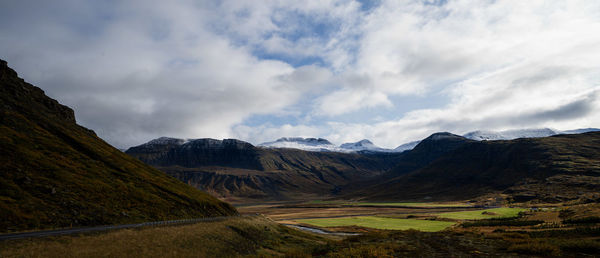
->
558;239;600;254
508;241;561;256
462;220;543;227
558;208;575;219
563;216;600;225
528;227;600;238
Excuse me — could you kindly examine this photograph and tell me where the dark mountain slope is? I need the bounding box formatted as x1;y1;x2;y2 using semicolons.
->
127;138;263;170
338;132;474;195
0;59;236;232
386;132;474;177
126;139;404;202
360;132;600;202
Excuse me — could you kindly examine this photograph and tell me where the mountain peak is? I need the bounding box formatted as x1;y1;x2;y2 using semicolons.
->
357;139;373;144
423;132;466;141
274;137;333;145
258;137;340;152
463;128;559;141
146;137;187;146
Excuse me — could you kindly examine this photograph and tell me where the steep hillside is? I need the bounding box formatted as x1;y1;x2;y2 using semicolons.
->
126;139;404;202
0;59;237;232
361;132;600;202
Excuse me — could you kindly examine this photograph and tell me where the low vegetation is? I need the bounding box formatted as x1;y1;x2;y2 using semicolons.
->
563;216;600;224
297;216;456;232
461;218;543;227
437;207;526;220
0;216;324;257
344;202;471;208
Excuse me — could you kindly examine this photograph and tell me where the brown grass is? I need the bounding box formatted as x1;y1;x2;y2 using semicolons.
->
238;203;471;221
0;216;324;258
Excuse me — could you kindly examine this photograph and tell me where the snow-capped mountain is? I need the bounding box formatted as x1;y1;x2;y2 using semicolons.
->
463;128;600;141
393;140;421;152
143;136;188;146
339;139;391;152
391;128;600;152
562;128;600;134
259;137;396;152
258;137;347;152
463;128;558;141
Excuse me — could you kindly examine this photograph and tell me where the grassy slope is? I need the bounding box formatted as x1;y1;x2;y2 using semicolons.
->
298;216;456;232
0;60;237;232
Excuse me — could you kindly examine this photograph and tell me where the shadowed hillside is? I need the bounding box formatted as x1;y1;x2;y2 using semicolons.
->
0;59;237;232
359;132;600;202
126;139;404;202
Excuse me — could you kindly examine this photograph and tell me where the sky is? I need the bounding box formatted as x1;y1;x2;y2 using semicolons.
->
1;0;599;149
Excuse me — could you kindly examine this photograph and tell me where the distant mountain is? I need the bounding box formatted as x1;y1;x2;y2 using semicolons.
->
258;137;346;152
561;128;600;134
339;139;391;152
393;140;421;152
259;137;398;153
463;128;559;140
356;132;600;203
392;128;600;152
0;59;236;232
127;137;404;202
127;138;262;169
128;130;600;204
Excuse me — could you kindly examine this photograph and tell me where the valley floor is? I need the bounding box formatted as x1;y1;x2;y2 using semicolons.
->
2;201;600;257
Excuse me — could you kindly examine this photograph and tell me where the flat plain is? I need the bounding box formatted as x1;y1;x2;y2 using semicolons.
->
297;216;457;232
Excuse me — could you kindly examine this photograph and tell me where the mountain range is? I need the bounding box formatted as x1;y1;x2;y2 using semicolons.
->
3;56;599;235
254;128;600;153
127;129;600;204
126;138;404;202
355;131;600;203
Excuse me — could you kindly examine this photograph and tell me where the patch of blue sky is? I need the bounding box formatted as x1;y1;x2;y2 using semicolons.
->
248;9;344;66
252;49;326;67
423;0;448;6
356;0;382;12
269;8;341;41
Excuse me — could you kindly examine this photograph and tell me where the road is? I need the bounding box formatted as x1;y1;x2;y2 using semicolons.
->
0;216;237;241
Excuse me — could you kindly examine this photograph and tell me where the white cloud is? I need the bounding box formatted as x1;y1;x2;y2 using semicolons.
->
2;0;600;149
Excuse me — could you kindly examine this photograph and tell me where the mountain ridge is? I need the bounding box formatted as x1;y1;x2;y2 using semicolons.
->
355;131;600;202
126;138;405;202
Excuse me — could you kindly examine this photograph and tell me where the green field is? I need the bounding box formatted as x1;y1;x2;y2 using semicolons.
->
437;207;526;220
346;202;471;208
307;200;471;208
297;216;456;232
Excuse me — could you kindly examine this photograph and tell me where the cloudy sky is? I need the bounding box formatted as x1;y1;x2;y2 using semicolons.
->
1;0;600;148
